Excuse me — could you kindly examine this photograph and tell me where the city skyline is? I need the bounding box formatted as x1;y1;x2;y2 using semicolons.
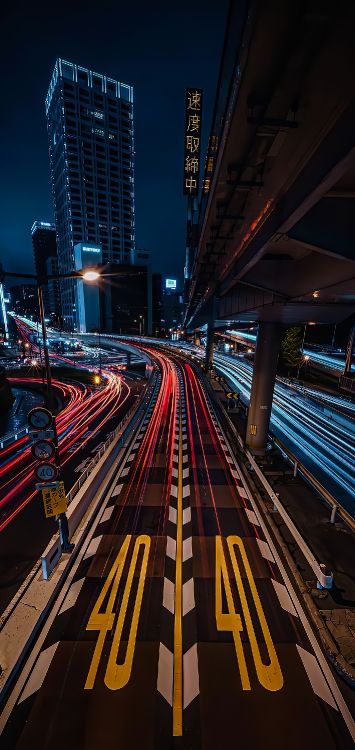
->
1;0;227;282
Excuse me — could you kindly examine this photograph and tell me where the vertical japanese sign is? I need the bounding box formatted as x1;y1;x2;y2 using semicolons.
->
183;88;203;196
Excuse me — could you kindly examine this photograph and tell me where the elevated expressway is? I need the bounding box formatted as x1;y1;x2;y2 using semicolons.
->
185;0;355;451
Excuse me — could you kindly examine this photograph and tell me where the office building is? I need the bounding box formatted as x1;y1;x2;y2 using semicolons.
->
31;221;57;280
46;256;62;322
9;285;38;319
161;278;183;334
74;242;102;333
31;220;60;319
46;58;135;330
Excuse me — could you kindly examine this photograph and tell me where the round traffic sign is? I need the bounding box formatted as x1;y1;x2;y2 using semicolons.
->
28;407;53;430
35;462;58;482
31;439;55;460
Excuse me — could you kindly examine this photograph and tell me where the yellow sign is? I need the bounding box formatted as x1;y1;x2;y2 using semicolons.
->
42;481;67;518
250;423;257;436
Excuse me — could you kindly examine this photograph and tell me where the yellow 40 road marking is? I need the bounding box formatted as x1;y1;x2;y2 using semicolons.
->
215;535;283;692
85;534;150;690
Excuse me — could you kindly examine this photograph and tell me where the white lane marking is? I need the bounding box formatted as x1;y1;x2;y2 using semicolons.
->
163;577;175;614
127;453;135;462
182;442;188;451
173;454;179;463
111;483;123;497
183;643;200;708
182;507;191;525
231;469;240;480
171;484;178;498
169;506;177;525
59;577;85;615
256;538;275;563
166;537;177;561
100;505;114;524
237;486;248;498
183;537;192;562
271;579;298;617
182;468;189;479
172;468;178;479
83;535;102;560
157;643;173;706
296;646;338;710
182;578;195;616
182;454;189;464
121;466;130;477
133;442;140;449
19;643;59;704
226;455;233;464
183;486;190;498
245;508;260;526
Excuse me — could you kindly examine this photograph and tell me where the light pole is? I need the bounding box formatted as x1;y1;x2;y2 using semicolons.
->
0;266;101;551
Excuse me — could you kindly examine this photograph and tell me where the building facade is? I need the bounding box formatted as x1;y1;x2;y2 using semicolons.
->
31;221;60;319
46;58;135;329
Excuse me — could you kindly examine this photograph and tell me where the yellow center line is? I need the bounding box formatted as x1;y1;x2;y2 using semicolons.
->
173;399;183;736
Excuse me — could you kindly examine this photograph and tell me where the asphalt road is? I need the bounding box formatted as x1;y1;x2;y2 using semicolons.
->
0;372;140;614
0;348;354;749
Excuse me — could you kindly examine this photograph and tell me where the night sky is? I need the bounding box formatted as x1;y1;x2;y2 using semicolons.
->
0;0;228;285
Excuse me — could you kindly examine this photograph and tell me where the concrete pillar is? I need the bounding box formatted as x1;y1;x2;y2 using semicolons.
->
246;322;282;454
205;323;214;371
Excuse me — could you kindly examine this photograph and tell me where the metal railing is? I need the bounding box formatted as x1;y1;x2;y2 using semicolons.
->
0;425;29;449
199;369;335;589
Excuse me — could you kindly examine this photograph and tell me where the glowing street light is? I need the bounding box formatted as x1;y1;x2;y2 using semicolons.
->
82;270;100;281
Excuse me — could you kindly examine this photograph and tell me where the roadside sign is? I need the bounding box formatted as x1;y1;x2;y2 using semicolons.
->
41;481;67;518
31;439;55;460
29;430;55;443
28;407;52;430
226;392;239;400
35;462;58;482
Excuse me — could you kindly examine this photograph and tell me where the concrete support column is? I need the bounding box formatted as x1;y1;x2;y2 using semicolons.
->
246;322;283;454
205;323;214;371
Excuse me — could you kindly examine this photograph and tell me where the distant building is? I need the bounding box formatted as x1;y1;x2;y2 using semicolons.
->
9;285;38;319
45;256;62;322
73;242;102;333
161;277;183;334
31;221;60;319
46;58;135;330
152;273;162;336
136;248;150;264
102;263;156;336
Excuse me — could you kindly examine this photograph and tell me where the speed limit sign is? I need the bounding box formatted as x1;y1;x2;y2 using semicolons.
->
28;407;53;431
31;440;55;460
35;463;58;482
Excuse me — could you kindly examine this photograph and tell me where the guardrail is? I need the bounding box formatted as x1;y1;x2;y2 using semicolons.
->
271;434;355;533
200;370;335;589
0;425;29;450
41;368;160;579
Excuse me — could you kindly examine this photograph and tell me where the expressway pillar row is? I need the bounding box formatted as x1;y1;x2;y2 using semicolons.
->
246;322;283;454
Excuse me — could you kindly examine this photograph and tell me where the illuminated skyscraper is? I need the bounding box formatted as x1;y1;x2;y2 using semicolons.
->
45;59;135;329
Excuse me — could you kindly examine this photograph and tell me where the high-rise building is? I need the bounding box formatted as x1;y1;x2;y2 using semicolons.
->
45;58;135;329
31;221;59;318
31;221;57;280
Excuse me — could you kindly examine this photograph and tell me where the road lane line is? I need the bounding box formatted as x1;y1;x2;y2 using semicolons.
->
256;538;275;563
244;508;260;526
166;536;177;561
18;642;59;704
100;505;115;523
157;643;173;706
182;578;195;616
182;507;191;525
296;646;338;709
173;405;183;736
111;483;123;497
183;644;199;709
182;537;193;562
83;535;103;560
59;577;85;615
271;579;298;617
163;577;175;614
169;506;177;524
